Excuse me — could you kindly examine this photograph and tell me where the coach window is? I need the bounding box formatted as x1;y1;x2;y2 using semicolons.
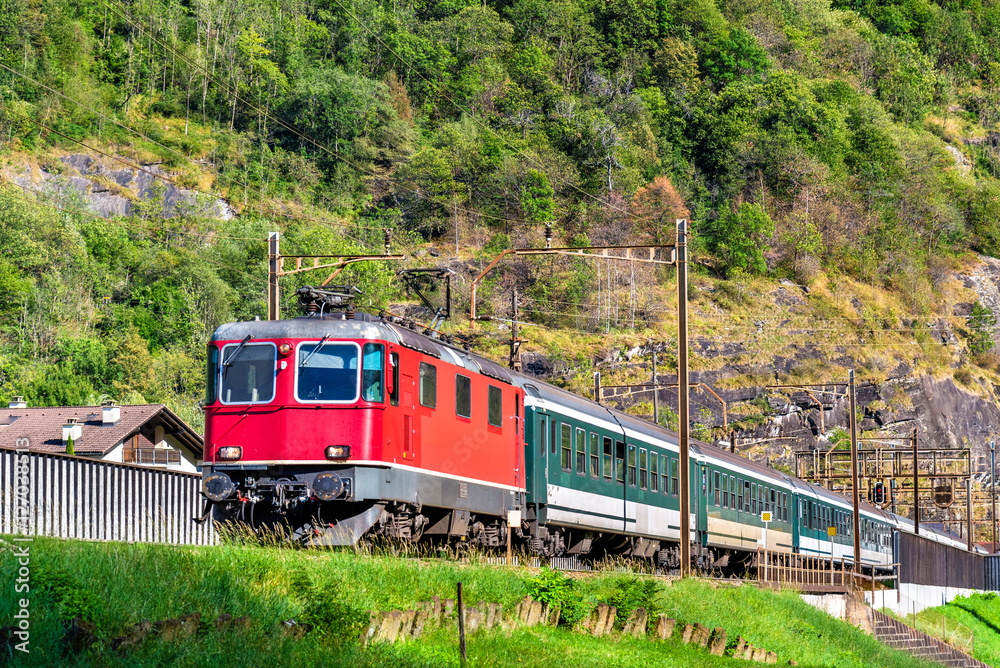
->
782;493;788;521
751;483;757;515
488;385;502;427
455;374;472;418
613;442;622;481
671;457;679;496
661;455;669;492
639;449;648;489
627;445;637;486
730;477;736;509
419;362;437;408
590;433;599;477
603;437;613;480
361;343;385;402
576;428;586;475
721;474;728;508
714;472;721;506
744;481;752;513
650;453;658;492
389;352;400;406
770;489;776;515
561;423;572;471
758;486;764;515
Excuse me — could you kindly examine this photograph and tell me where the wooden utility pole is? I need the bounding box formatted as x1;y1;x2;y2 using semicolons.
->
913;428;920;536
509;290;522;372
652;348;659;426
677;219;691;578
267;231;280;320
992;440;997;552
849;369;860;573
967;478;974;552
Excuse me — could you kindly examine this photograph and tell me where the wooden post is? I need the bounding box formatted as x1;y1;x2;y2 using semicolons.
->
677;219;691;577
457;582;467;663
913;428;920;536
849;370;861;574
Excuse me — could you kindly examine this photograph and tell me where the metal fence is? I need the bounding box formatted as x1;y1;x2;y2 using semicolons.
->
896;530;984;590
0;446;217;545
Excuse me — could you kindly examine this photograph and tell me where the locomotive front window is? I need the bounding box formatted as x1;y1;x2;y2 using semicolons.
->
296;342;359;403
219;342;276;404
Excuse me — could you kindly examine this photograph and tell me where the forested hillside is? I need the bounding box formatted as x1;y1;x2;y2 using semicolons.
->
4;0;1000;430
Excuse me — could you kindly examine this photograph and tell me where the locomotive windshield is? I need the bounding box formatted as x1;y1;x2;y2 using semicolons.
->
219;342;276;404
296;342;360;402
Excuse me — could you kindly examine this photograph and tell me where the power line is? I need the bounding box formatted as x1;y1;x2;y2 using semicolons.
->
98;0;531;233
324;0;657;227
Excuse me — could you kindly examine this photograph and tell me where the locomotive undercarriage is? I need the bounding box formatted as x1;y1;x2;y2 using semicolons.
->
203;465;755;574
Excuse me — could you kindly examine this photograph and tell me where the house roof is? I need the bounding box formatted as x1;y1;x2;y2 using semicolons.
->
0;404;203;457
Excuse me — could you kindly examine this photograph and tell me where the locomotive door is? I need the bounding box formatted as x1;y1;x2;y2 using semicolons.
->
401;369;417;462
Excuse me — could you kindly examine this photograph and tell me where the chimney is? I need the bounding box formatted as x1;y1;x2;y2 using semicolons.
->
102;400;120;425
8;396;27;409
63;417;82;444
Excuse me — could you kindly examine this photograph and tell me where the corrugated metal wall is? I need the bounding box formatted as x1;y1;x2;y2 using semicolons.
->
984;557;1000;591
896;530;983;589
0;447;217;545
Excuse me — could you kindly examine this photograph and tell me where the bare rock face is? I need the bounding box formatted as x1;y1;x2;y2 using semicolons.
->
8;155;233;221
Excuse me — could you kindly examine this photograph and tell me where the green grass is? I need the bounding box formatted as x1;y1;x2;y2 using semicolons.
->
0;537;945;667
902;592;1000;666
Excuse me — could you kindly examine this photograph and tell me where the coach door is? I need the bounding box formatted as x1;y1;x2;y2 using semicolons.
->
697;464;709;545
536;413;550;506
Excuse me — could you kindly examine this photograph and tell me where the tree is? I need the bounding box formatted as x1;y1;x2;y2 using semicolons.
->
631;176;690;243
522;169;555;226
66;435;75;456
968;301;996;355
707;202;774;276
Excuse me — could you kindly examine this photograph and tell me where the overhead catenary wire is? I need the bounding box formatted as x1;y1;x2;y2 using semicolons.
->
96;0;534;234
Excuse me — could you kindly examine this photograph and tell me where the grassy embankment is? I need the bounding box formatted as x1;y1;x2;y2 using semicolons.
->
894;592;1000;667
0;537;948;667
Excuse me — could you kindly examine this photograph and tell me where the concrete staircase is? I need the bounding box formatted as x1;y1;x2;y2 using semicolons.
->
871;609;991;667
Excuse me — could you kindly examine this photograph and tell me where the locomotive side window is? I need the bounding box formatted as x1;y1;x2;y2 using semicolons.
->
295;341;360;403
220;342;276;404
589;433;599;477
488;385;502;427
362;343;384;402
455;374;472;418
419;362;437;408
560;423;571;471
576;428;586;475
206;345;219;404
389;352;400;406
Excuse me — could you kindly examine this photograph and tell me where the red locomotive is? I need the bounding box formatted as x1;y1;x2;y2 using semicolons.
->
202;289;524;546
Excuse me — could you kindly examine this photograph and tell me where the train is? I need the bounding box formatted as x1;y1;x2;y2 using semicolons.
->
200;303;971;572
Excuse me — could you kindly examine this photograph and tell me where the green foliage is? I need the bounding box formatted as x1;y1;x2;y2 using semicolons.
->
526;567;584;626
966;301;996;355
65;435;74;456
35;566;105;624
706;203;774;276
601;575;660;626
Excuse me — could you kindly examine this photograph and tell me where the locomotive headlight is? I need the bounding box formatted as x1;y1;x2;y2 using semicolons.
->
313;473;345;501
203;472;235;501
217;446;243;461
278;343;292;356
325;445;351;460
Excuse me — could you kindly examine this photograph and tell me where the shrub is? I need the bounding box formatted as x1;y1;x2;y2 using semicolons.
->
526;567;584;626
